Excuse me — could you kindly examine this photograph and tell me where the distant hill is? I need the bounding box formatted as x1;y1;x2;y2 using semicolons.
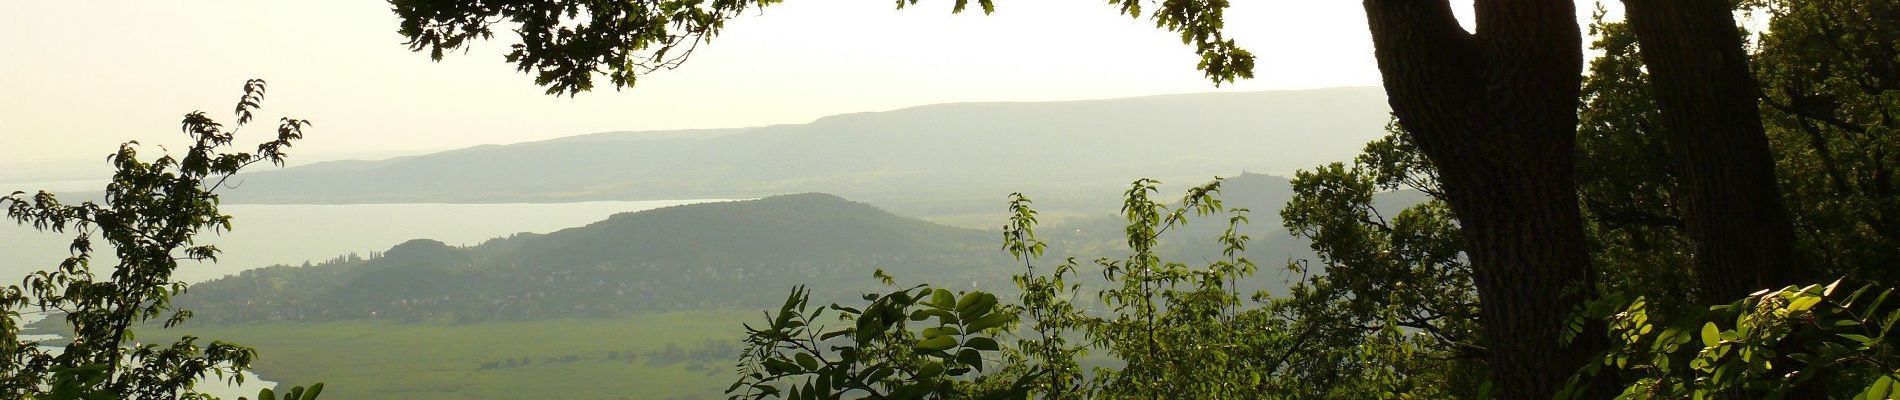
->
175;194;1013;323
222;87;1391;221
175;173;1426;324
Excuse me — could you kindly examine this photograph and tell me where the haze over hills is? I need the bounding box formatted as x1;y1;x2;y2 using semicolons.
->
174;174;1420;325
222;87;1391;221
175;193;1019;323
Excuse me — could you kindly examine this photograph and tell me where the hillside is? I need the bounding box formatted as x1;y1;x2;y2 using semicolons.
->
220;87;1391;220
176;194;1012;323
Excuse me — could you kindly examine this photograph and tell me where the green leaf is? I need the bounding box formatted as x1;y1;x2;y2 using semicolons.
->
916;361;945;379
1702;322;1722;347
819;328;852;341
965;337;1000;351
1866;374;1893;400
1840;333;1877;344
957;348;984;372
910;308;955;322
764;359;797;375
956;292;996;316
916;335;958;351
931;289;954;308
795;352;820;371
924;326;962;338
865;366;895;384
1789;295;1823;312
965;312;1013;332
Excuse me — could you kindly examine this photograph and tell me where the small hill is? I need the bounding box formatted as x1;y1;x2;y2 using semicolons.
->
176;194;1010;323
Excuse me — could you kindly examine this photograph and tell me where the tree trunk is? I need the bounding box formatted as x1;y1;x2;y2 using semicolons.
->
1362;1;1597;398
1622;0;1809;303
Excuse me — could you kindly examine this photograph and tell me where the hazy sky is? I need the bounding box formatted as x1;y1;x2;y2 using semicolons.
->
0;1;1615;176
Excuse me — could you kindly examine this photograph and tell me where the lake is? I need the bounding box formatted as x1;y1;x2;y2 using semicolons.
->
0;199;738;284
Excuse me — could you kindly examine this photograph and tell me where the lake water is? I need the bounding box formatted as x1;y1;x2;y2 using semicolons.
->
0;199;737;284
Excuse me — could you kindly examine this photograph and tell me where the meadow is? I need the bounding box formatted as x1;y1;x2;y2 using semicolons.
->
148;311;758;400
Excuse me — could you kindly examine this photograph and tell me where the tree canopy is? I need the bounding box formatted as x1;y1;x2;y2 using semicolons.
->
388;0;1253;95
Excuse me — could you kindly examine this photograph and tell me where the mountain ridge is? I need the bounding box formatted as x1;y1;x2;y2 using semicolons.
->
219;87;1392;222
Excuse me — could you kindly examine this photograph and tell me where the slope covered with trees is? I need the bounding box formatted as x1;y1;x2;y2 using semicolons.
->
180;172;1346;326
176;194;1018;323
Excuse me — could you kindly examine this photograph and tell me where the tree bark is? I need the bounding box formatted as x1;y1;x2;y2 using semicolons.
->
1622;0;1810;303
1362;1;1597;398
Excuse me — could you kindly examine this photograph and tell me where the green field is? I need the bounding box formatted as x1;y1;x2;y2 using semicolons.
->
147;311;759;400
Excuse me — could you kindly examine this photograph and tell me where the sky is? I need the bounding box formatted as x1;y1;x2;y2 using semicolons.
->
0;1;1617;179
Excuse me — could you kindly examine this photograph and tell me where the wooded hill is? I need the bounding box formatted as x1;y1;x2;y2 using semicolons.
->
178;172;1400;324
176;194;1015;323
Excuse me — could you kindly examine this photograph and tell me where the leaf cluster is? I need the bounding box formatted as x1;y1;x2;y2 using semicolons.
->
0;81;321;400
1271;123;1486;398
726;282;1032;400
1563;281;1900;400
390;0;1253;96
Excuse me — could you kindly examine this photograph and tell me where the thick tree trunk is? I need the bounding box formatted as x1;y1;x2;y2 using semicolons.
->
1362;1;1596;399
1622;0;1809;303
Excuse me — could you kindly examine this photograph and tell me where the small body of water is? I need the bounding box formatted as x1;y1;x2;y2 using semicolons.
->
0;178;110;194
17;313;276;399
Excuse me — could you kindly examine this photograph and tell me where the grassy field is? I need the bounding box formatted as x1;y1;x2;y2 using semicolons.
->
144;311;759;400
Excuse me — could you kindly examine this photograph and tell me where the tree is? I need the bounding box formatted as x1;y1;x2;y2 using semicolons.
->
1753;0;1900;283
0;80;321;400
1621;0;1810;303
385;0;1252;96
1274;124;1488;398
1357;2;1599;398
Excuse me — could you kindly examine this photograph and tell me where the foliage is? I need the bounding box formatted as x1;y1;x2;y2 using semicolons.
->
733;179;1310;399
1075;179;1270;398
1574;5;1701;315
389;0;1251;96
1562;281;1900;400
1561;5;1900;394
1269;122;1486;398
1571;0;1900;312
1753;0;1900;283
241;384;323;400
0;80;320;399
990;194;1088;398
725;283;1033;399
